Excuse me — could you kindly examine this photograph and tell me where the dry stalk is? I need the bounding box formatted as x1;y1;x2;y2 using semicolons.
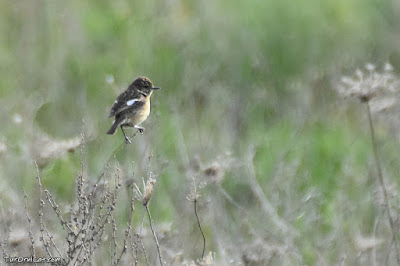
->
145;205;164;266
366;102;400;264
187;180;206;260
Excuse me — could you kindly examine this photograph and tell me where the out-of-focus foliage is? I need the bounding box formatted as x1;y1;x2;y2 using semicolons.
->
1;0;400;264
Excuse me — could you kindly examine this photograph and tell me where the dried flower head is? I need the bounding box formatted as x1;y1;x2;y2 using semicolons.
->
134;175;157;206
143;177;156;206
190;251;213;266
203;162;225;184
337;63;399;103
196;153;236;186
186;180;200;202
31;133;82;167
353;234;384;252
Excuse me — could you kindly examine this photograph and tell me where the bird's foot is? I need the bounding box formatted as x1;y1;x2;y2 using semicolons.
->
135;126;145;134
121;126;132;144
124;136;132;144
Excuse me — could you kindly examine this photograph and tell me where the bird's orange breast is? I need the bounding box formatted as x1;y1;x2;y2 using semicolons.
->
128;98;150;126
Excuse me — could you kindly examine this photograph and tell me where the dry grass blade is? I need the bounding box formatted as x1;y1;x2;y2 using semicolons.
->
145;206;164;266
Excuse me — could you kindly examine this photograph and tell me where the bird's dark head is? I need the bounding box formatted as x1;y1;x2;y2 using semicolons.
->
131;76;160;96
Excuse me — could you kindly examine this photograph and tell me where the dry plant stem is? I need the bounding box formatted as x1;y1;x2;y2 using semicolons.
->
24;192;36;260
44;163;120;265
111;216;118;264
79;179;121;265
35;189;65;262
115;224;131;266
247;152;293;236
115;188;136;266
129;128;141;140
0;240;8;260
194;199;206;259
130;232;138;266
44;190;74;234
35;163;56;260
366;102;400;264
134;233;149;266
145;205;163;266
134;234;139;266
135;214;149;266
372;214;381;266
217;185;246;212
92;139;127;196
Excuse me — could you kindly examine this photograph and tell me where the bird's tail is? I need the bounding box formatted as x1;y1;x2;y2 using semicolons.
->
107;121;119;135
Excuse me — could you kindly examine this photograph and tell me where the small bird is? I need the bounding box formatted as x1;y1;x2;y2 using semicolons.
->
107;76;160;143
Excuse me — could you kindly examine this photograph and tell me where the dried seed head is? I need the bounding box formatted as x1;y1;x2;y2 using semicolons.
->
31;134;82;167
365;63;376;72
353;234;384;252
204;164;219;177
203;162;225;184
186;191;200;202
337;63;399;103
384;62;393;72
142;177;156;206
186;177;200;202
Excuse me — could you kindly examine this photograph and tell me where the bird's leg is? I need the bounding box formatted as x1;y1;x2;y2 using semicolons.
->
120;126;132;144
134;125;145;134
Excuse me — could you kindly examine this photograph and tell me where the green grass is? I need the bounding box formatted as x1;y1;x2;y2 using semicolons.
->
1;0;400;265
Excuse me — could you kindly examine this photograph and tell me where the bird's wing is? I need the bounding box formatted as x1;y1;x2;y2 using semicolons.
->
109;90;146;117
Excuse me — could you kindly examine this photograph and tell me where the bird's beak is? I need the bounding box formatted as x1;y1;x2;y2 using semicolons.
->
152;86;161;90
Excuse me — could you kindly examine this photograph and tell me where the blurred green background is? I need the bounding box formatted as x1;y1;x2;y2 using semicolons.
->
1;0;400;265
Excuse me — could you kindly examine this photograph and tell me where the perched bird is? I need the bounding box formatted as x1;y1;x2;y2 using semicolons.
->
107;76;160;143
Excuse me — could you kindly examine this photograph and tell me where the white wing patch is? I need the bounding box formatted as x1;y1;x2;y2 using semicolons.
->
127;99;138;106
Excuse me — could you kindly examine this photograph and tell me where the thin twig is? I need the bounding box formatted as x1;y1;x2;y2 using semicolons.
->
372;211;381;266
217;185;246;212
111;216;118;264
194;199;206;259
23;191;36;262
145;205;163;266
247;151;293;235
366;102;400;264
0;239;9;260
135;232;149;266
129;231;137;266
115;186;136;265
35;162;55;259
45;190;74;233
134;213;147;266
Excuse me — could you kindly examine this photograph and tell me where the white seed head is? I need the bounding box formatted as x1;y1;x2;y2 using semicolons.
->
13;113;22;124
365;63;376;72
106;74;114;84
384;62;393;72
